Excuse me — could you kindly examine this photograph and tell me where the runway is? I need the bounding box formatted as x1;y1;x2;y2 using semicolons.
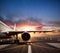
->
0;43;60;53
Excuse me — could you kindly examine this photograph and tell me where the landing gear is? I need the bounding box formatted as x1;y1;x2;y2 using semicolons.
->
14;34;19;44
14;40;19;44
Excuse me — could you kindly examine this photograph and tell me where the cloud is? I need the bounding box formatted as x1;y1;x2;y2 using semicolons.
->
26;17;42;23
0;13;42;24
47;21;60;27
0;16;4;21
1;14;60;27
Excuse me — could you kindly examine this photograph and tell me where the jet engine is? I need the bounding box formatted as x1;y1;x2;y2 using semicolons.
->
21;32;30;41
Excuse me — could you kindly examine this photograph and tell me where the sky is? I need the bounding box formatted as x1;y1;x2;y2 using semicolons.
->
0;0;60;23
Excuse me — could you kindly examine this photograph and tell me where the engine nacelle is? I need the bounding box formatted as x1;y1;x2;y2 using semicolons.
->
21;32;30;41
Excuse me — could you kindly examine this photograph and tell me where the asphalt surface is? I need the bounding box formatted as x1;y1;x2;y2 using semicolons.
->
0;43;60;53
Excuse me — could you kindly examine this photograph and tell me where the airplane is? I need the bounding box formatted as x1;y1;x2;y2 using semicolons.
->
0;24;59;45
0;30;56;45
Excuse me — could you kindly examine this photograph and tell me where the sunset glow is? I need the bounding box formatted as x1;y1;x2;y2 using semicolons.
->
17;22;42;31
17;26;37;31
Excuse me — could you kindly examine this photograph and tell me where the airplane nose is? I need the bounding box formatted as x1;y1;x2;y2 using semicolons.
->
21;32;30;41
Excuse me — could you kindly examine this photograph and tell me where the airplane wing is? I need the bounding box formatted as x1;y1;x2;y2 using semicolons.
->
2;31;24;36
27;30;53;33
2;30;53;36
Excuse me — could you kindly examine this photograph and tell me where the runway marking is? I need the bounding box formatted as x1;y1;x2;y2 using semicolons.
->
28;45;32;53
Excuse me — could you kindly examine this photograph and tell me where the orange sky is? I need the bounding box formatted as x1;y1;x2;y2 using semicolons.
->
5;22;43;31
